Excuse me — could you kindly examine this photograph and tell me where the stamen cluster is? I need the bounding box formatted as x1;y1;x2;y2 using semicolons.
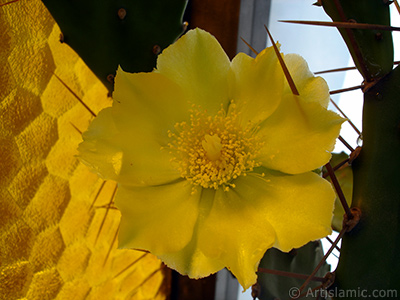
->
167;102;262;191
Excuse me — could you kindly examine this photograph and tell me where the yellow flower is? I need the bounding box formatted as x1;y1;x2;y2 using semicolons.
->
78;28;344;290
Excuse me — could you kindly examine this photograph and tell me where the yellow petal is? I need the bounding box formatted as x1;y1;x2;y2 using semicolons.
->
146;186;275;291
229;47;284;126
236;172;334;252
149;189;225;279
78;107;123;179
156;28;231;114
113;67;190;130
79;69;188;186
257;94;344;174
159;245;225;283
153;189;226;281
284;53;330;108
198;186;276;290
115;180;201;253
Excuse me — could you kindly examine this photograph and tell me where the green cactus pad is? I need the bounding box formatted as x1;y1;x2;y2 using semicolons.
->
321;0;393;81
256;241;330;300
41;0;188;92
334;64;400;296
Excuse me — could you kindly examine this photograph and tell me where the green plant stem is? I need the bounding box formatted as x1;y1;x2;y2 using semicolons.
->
334;66;400;297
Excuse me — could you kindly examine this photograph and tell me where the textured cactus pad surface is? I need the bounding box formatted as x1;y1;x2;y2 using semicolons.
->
0;1;169;299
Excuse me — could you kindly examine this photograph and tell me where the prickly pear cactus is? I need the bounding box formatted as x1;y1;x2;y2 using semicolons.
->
40;0;188;92
0;1;188;299
0;0;175;299
321;0;400;296
256;242;330;300
12;0;399;299
255;1;399;299
334;61;400;295
322;0;393;81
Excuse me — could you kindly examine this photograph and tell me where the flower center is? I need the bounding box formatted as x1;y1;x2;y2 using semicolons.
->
202;134;222;161
167;102;262;191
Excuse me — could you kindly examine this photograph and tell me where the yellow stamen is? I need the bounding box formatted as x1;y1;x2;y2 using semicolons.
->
167;102;262;191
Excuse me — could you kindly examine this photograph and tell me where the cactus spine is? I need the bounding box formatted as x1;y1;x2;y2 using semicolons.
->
321;0;400;297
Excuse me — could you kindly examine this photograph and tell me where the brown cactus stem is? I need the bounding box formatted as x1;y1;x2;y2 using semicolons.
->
315;61;400;75
325;236;341;252
325;162;352;219
296;227;347;297
321;0;394;81
394;0;400;14
0;0;20;6
54;73;97;117
280;20;400;32
329;85;363;95
338;135;354;152
264;25;299;96
330;98;361;135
